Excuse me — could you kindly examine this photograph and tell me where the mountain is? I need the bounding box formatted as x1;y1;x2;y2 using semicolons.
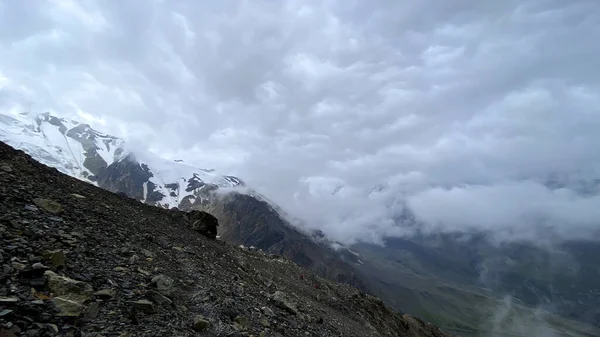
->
0;139;451;337
352;232;600;335
0;111;244;207
0;111;366;297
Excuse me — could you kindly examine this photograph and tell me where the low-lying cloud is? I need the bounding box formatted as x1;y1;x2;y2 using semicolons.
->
1;0;600;245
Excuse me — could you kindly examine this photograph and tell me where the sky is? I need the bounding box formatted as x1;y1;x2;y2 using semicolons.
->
1;0;600;245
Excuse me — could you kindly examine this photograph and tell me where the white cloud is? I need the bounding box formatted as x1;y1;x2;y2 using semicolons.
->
1;0;600;244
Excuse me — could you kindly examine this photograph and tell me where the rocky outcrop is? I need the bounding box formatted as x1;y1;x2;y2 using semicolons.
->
0;140;450;337
185;210;219;239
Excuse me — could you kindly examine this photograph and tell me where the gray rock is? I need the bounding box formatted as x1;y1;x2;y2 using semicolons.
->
32;198;63;215
45;271;93;303
261;306;275;317
94;288;117;300
192;315;210;332
129;254;140;264
186;210;219;239
147;290;173;307
51;297;86;317
44;250;66;268
270;291;299;315
11;262;25;271
85;302;100;319
150;274;174;297
141;249;154;258
24;205;39;212
0;297;19;304
131;300;156;314
45;324;59;333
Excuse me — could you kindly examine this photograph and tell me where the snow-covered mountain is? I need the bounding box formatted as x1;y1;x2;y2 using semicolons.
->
0;111;246;208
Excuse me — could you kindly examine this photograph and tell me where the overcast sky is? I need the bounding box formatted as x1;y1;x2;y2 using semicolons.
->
1;0;599;244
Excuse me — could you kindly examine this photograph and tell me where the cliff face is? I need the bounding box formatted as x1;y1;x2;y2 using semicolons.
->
0;139;451;337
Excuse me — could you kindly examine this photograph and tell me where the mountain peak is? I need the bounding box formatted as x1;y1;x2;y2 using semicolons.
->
0;111;246;209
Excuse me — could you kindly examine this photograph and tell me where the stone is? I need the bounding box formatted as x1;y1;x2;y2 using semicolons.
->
51;297;85;317
136;268;150;276
45;271;93;303
23;205;39;212
192;315;210;332
129;255;140;264
115;191;129;198
94;288;117;300
11;262;25;271
270;291;299;315
146;290;172;307
150;274;174;297
261;306;275;317
131;300;156;314
141;249;154;258
186;210;219;239
32;262;45;269
45;324;59;334
85;302;100;318
0;328;18;337
260;318;270;327
0;297;19;304
0;309;13;317
70;193;86;199
45;250;66;268
234;316;249;327
32;198;63;215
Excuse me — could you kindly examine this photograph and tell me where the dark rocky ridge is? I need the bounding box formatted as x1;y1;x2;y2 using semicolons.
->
187;192;368;292
0;140;450;337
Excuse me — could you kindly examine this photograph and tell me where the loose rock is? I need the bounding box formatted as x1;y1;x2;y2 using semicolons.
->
192;315;210;332
32;198;63;215
131;300;156;314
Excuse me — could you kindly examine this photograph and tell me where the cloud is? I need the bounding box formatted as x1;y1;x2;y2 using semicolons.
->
1;0;600;244
407;181;600;242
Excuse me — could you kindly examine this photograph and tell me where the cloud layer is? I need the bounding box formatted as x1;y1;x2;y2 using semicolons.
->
1;0;600;244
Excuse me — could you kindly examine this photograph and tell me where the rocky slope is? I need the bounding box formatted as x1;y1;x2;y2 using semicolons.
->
188;192;367;291
0;140;450;337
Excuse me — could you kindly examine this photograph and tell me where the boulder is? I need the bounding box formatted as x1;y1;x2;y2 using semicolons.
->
115;191;129;198
186;210;219;239
32;198;63;215
45;271;93;303
52;297;86;317
270;291;299;315
43;250;66;268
